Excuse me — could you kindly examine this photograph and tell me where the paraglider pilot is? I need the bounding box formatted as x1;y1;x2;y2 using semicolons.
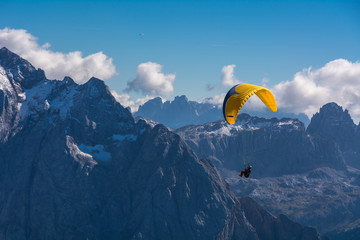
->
239;165;252;178
222;83;277;179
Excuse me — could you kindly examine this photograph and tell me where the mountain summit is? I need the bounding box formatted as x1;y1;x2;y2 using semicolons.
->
307;102;360;168
307;102;355;137
0;47;46;89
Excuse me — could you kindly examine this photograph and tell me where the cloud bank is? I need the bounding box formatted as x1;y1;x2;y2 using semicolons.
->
127;62;175;97
0;28;116;83
272;59;360;122
111;91;154;112
201;93;226;106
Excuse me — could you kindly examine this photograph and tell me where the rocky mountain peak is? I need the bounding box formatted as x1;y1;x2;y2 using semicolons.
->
308;102;354;130
173;95;188;103
139;96;163;109
80;77;108;96
62;76;76;85
0;47;45;89
0;47;26;67
307;103;356;150
135;97;164;123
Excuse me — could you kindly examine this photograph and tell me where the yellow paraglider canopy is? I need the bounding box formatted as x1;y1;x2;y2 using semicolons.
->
223;84;277;124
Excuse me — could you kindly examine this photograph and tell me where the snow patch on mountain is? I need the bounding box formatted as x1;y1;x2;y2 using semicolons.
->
211;124;243;136
0;66;12;91
19;79;78;121
0;65;23;141
78;143;111;161
277;119;298;127
20;80;53;119
51;86;77;120
66;136;98;175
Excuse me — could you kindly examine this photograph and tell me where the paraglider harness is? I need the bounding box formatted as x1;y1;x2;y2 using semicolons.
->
239;131;253;178
239;164;252;178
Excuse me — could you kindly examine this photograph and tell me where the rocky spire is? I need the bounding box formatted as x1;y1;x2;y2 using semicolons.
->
0;47;46;89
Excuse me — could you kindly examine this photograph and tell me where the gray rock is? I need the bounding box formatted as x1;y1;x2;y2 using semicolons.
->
175;114;346;178
239;197;320;240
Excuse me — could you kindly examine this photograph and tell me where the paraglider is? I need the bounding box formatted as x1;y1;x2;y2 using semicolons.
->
223;83;277;124
222;83;277;178
240;165;252;178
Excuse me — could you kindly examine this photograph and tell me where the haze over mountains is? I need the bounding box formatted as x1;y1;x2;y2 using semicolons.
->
0;47;321;239
134;95;311;129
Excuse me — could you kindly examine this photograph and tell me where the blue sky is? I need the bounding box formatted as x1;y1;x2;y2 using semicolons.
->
1;0;360;119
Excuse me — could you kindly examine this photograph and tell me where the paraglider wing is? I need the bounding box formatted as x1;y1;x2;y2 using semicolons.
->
223;83;277;124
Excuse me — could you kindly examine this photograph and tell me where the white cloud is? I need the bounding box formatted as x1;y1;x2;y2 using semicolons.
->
207;64;240;91
221;64;240;87
272;59;360;122
0;28;116;83
127;62;175;97
111;91;155;113
201;93;226;106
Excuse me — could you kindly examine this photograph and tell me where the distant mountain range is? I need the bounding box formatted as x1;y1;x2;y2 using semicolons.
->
134;95;311;129
174;101;360;238
0;47;320;239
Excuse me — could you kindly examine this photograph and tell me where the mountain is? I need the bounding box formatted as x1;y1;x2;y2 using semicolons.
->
239;197;319;240
134;95;221;129
175;102;360;236
230;167;360;236
0;47;320;239
175;114;345;178
0;47;47;142
307;102;360;169
134;95;310;129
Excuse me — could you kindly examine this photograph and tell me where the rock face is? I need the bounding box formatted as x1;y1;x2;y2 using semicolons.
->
307;103;356;143
0;47;46;142
307;102;360;169
230;167;360;235
0;47;320;240
175;114;346;178
239;197;319;240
